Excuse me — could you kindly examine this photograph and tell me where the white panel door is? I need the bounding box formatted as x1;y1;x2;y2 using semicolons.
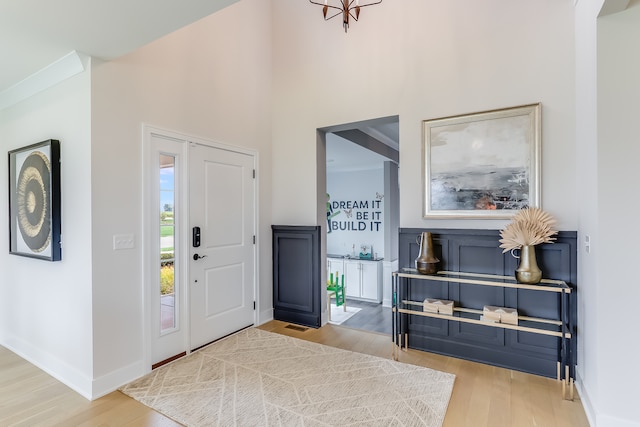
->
189;143;255;350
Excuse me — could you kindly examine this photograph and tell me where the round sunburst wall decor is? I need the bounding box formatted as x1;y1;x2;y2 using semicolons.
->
16;150;51;253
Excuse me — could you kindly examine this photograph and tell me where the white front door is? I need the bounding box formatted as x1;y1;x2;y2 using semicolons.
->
189;142;256;350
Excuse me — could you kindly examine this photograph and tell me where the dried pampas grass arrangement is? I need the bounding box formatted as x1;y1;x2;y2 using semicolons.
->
499;208;558;253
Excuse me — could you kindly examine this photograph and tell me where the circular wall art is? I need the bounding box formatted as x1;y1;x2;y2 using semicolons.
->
8;139;61;261
16;151;51;253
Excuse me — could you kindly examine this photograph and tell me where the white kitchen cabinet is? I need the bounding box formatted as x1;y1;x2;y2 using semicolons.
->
344;259;382;302
327;257;345;284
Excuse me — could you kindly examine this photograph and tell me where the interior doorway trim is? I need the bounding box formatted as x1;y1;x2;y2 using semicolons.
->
316;115;400;327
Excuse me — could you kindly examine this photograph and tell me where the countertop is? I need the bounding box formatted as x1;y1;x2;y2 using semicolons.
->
327;254;384;261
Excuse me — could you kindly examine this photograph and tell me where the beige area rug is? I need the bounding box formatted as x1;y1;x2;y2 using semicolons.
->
121;328;455;426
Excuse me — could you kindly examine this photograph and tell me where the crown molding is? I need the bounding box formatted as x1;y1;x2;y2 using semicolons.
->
599;0;630;16
0;51;89;112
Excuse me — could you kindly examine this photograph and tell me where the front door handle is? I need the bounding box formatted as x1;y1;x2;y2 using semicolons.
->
193;253;207;261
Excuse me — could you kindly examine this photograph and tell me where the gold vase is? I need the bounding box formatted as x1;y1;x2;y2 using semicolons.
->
415;232;439;275
515;245;542;284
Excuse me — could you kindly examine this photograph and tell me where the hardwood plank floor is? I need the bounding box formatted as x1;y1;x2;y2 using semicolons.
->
258;321;589;427
337;298;392;335
0;346;182;427
1;322;589;426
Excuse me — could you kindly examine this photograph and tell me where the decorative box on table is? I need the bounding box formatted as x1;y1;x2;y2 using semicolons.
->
482;305;518;325
423;298;454;315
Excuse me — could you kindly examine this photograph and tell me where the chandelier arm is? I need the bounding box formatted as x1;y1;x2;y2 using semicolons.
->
309;0;382;9
351;0;382;8
348;0;382;22
309;1;343;11
320;10;345;21
309;0;382;29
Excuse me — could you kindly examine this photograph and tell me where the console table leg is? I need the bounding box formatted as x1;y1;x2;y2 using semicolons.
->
569;377;575;401
391;274;398;361
392;335;400;360
560;365;575;401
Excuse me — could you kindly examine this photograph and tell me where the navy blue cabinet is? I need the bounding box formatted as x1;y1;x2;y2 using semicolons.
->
272;225;321;327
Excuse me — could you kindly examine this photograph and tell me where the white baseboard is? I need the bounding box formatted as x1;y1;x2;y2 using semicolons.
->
576;372;595;426
258;308;274;325
91;360;146;400
597;414;640;426
1;335;93;400
2;334;148;401
577;371;640;426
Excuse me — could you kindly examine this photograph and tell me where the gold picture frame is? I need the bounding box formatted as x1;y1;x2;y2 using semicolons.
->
423;104;541;219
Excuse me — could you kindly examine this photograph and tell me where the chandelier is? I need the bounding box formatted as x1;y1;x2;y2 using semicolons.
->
309;0;382;33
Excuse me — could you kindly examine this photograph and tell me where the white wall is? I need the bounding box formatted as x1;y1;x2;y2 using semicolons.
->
327;168;385;258
88;0;272;395
0;66;94;398
575;0;602;424
574;1;640;425
271;0;577;233
594;3;640;425
0;0;272;399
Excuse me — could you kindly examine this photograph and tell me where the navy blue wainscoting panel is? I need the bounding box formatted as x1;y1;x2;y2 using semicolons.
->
398;228;577;378
272;225;321;328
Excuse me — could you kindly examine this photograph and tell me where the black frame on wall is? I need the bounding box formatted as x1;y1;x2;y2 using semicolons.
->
8;139;62;261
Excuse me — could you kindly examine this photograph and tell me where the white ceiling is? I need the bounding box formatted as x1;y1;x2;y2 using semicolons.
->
327;133;390;173
0;0;238;94
1;0;400;155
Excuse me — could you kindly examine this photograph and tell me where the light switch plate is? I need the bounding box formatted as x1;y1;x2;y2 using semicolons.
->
113;234;134;250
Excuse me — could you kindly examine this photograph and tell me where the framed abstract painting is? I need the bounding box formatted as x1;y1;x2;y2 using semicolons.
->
423;104;541;219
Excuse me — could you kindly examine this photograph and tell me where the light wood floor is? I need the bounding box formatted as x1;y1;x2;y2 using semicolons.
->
1;321;589;426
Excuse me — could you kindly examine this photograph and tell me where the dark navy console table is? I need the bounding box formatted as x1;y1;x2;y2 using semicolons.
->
395;228;577;399
392;269;574;399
